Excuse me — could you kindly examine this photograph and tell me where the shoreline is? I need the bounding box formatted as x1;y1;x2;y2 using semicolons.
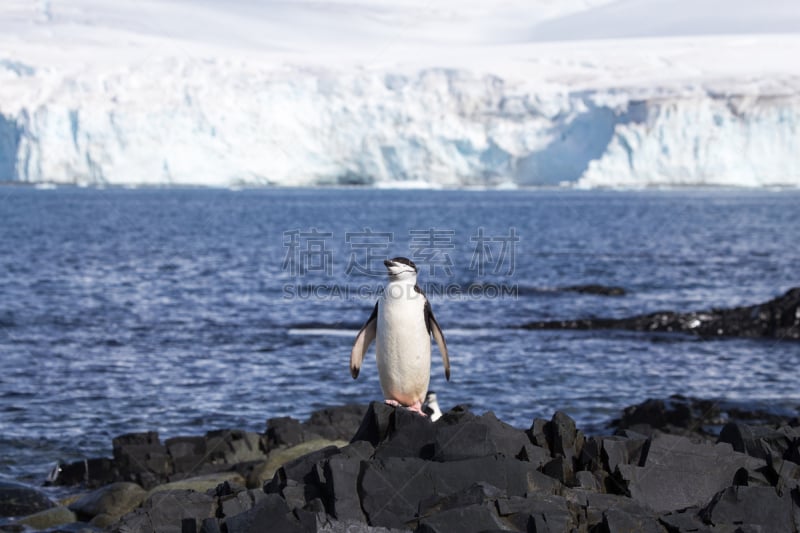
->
1;396;798;531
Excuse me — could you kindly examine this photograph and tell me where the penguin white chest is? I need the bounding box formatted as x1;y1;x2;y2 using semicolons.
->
375;285;431;406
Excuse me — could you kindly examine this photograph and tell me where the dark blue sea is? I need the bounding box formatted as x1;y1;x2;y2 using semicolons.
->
1;186;799;485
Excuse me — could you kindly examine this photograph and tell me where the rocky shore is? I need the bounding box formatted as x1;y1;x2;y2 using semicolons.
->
1;397;799;532
522;287;800;340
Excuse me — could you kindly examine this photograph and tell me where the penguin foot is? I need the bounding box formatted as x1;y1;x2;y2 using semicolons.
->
405;401;427;417
384;399;402;407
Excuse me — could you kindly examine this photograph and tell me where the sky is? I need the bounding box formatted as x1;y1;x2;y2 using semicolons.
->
2;0;799;71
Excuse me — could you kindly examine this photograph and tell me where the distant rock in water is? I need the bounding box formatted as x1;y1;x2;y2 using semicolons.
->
610;395;800;438
522;287;800;339
561;284;627;296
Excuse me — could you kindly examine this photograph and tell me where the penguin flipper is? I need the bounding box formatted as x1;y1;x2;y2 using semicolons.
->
350;301;378;379
426;302;450;381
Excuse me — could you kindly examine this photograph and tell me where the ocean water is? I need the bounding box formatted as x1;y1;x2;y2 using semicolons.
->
1;186;799;485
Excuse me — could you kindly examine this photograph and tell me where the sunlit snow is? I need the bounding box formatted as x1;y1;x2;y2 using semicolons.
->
0;0;798;187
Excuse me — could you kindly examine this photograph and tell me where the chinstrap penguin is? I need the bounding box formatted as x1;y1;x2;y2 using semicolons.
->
350;257;450;415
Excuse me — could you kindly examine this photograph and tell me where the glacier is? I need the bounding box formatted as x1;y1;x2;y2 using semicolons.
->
1;0;799;188
2;62;798;188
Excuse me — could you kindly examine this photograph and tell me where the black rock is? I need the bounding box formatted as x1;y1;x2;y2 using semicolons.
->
360;455;557;529
567;491;654;531
574;471;602;492
36;523;104;533
49;458;119;488
0;481;55;517
579;435;648;491
611;397;694;434
658;508;711;533
601;507;666;533
265;405;369;451
495;492;573;532
165;436;207;476
323;455;366;522
359;457;432;528
374;407;437;460
562;284;627;296
280;481;308;511
225;493;302;533
266;417;307;449
338;440;375;461
717;422;762;458
203;430;266;466
111;490;216;533
199;517;222;533
527;411;584;466
765;455;800;492
432;422;492;462
550;411;584;460
527;418;551;453
517;443;550;468
542;456;573;486
350;402;398;447
614;432;765;513
419;482;504;517
265;445;341;493
717;422;800;464
416;503;507;533
521;287;800;340
218;488;268;519
313;516;410;532
699;486;795;531
112;431;171;488
434;412;530;462
305;404;369;442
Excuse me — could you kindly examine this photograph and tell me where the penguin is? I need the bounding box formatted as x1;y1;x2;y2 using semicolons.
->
350;257;450;415
422;391;443;421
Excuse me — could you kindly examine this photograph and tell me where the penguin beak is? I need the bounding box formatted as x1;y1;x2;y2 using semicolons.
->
383;259;396;269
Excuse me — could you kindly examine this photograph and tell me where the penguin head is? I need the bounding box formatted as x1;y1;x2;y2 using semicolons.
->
384;257;418;280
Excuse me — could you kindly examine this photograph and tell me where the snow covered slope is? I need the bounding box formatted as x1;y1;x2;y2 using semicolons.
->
1;0;799;187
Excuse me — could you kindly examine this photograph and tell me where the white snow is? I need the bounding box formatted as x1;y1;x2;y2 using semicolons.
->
0;0;799;187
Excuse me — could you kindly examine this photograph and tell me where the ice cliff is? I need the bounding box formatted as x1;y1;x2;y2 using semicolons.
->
1;60;797;188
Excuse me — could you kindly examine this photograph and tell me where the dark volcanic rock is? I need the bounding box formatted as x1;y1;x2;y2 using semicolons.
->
112;432;171;489
111;490;215;533
46;399;800;532
562;284;627;296
323;455;366;522
601;507;666;533
305;404;369;442
699;486;795;531
224;493;301;533
0;481;55;517
360;454;554;529
67;482;146;523
268;404;368;449
374;406;438;459
416;503;507;533
49;458;118;488
433;412;531;462
610;395;800;438
614;432;765;513
521;287;800;340
350;402;396;447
